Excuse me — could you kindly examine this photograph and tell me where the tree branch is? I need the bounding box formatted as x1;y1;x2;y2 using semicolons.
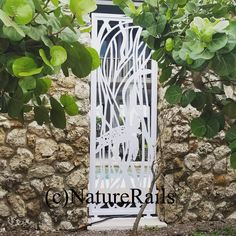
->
32;0;50;22
131;160;161;236
49;15;76;36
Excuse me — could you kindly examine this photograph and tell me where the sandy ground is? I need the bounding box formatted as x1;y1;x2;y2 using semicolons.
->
0;219;236;236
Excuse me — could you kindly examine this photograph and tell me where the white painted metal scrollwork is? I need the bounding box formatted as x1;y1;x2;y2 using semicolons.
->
89;13;158;217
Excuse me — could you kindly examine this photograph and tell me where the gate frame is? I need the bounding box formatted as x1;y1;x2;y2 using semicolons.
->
88;13;158;217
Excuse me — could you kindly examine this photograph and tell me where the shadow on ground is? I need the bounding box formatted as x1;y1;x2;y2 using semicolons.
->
0;219;236;236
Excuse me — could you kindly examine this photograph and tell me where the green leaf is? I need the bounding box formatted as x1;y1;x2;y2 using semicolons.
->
219;41;236;54
51;0;59;7
156;15;167;34
50;45;67;66
179;47;191;61
226;125;236;142
87;47;100;70
80;25;92;33
191;117;207;137
0;38;9;53
144;35;161;50
61;63;69;77
205;117;220;139
39;49;53;69
0;9;25;36
160;67;172;83
176;0;187;6
60;94;79;116
34;106;49;125
12;57;43;77
63;41;93;78
186;40;205;54
152;48;165;61
50;97;66;129
41;35;54;47
186;2;197;13
60;15;76;33
23;105;32;113
3;0;34;25
60;15;74;28
0;94;9;113
35;77;52;95
24;25;47;41
145;0;158;7
213;20;229;32
23;92;32;104
229;140;236;152
4;76;18;93
2;25;24;41
208;33;228;52
172;50;185;65
191;92;206;110
139;12;155;28
165;85;182;104
230;153;236;169
54;7;61;17
212;53;236;76
32;0;47;20
213;112;225;131
13;86;24;99
191;17;206;32
14;4;33;25
223;101;236;119
8;97;24;119
59;28;78;43
190;58;206;70
0;71;9;90
181;89;196;107
19;76;36;91
70;0;97;16
190;49;215;60
8;99;23;119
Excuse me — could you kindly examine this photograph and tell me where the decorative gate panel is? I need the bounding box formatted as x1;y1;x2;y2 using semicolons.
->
89;13;158;217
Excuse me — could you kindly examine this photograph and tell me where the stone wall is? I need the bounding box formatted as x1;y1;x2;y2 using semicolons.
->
1;44;236;232
0;71;90;231
157;85;236;223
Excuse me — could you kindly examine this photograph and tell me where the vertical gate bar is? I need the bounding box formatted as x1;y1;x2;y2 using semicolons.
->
89;13;98;217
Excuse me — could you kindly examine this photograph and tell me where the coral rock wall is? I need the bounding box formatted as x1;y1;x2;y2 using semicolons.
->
1;60;236;231
0;74;90;231
157;85;236;223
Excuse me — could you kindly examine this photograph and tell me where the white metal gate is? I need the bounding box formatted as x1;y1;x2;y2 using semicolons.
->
89;13;158;217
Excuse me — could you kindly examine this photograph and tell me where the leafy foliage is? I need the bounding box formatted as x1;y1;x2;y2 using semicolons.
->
115;0;236;169
0;0;99;129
